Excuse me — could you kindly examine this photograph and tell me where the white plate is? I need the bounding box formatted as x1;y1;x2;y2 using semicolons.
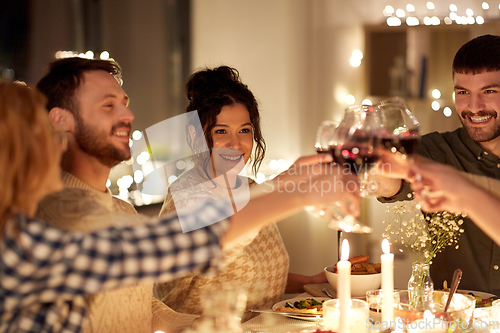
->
271;297;329;321
457;289;496;300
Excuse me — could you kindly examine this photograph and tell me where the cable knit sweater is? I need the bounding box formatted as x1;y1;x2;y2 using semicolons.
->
35;172;186;333
155;168;289;328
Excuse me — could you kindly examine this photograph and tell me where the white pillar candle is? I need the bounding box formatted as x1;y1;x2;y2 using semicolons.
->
337;239;351;333
381;238;394;325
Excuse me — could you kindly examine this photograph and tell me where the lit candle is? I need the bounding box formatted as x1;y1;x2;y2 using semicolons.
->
381;238;394;325
337;239;351;333
407;310;447;333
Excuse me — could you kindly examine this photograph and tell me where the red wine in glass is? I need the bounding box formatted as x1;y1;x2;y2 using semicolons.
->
382;133;420;155
336;145;380;175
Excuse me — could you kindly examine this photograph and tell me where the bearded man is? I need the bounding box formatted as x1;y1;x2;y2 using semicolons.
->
35;58;187;332
377;34;500;296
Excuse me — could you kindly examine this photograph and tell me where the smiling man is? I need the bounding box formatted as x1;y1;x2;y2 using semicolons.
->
34;58;171;333
377;34;500;296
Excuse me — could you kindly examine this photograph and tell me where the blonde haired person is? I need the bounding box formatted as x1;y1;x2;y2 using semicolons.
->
0;81;358;332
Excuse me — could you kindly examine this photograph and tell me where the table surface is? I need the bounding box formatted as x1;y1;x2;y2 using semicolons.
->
241;289;495;333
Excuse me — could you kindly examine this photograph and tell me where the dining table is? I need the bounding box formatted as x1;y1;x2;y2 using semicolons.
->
240;283;495;333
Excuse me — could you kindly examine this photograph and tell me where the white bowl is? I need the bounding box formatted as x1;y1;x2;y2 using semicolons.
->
324;265;382;297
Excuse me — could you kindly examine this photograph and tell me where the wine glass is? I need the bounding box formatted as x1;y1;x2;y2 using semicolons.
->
378;97;426;207
306;116;373;234
315;120;338;155
378;97;420;158
335;104;385;198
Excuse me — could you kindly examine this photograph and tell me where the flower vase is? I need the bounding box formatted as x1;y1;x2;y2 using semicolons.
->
407;262;434;310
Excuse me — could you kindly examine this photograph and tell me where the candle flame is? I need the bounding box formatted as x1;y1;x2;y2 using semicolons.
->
423;310;433;320
341;239;349;261
382;238;390;254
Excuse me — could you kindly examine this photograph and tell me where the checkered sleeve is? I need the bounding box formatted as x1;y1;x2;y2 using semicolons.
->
0;199;231;315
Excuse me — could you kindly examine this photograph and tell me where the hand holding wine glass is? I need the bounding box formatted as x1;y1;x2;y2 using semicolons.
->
335;104;385;198
306;109;375;234
377;97;428;207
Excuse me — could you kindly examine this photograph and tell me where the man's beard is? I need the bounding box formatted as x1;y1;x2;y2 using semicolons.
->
460;110;500;142
74;114;131;168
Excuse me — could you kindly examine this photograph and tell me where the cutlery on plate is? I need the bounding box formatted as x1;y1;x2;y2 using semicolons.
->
247;309;322;318
444;268;463;312
321;287;334;299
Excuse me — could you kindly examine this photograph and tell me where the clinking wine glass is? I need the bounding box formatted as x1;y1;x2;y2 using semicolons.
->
378;97;420;157
335;104;385;198
307;109;373;234
315;120;339;155
377;97;431;207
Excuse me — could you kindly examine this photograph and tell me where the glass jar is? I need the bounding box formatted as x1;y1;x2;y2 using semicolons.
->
407;262;434;310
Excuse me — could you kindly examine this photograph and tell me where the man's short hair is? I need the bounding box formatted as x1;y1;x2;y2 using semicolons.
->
36;58;122;114
453;34;500;75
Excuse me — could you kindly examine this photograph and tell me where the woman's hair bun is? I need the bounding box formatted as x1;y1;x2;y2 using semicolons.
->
186;66;241;104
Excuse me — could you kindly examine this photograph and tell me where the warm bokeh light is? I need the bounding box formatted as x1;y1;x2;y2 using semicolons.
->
431;101;440;111
423;16;432;25
350;58;361;67
134;170;144;183
476;16;485;24
407;17;419;26
100;51;110;60
269;159;279;170
426;1;435;10
352;49;363;60
444;17;453;24
387;16;402;26
176;160;186;170
406;4;415;12
396;8;406;17
278;159;288;169
256;172;266;184
482;2;489;10
431;16;440;25
117;175;134;189
345;94;356;105
136;151;150;165
384;5;395;16
361;99;373;106
466;8;474;16
350;49;363;67
431;89;441;99
449;4;458;11
132;130;143;141
443;107;453;117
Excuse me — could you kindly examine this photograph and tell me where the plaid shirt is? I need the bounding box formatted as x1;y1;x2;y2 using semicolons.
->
0;200;231;333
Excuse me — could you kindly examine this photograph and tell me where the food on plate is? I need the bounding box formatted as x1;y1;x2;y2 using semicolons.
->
437;283;497;308
275;298;325;314
331;255;381;275
461;292;496;308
